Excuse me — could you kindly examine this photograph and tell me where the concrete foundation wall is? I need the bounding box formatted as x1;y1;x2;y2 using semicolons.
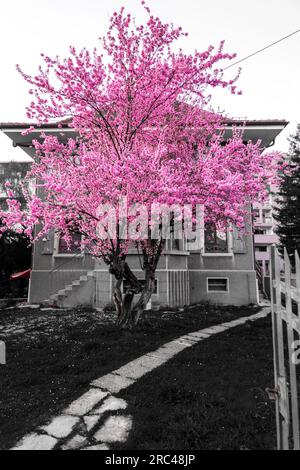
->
189;270;258;306
28;269;88;303
94;269;187;309
59;276;95;308
28;232;258;308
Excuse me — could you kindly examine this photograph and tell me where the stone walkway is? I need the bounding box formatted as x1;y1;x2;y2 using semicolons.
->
12;307;271;450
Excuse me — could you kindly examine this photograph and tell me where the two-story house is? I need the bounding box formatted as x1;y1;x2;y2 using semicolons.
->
0;119;288;308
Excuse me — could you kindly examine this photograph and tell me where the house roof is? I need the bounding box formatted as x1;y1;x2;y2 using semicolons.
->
0;118;289;130
0;131;33;163
224;118;289;127
0;118;289;158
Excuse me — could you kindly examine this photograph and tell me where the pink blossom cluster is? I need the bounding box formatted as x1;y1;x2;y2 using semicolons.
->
1;2;282;260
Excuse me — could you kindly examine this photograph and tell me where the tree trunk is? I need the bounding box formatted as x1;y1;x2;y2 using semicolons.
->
112;278;123;320
116;290;135;328
132;271;156;325
110;259;142;328
112;266;156;329
110;239;164;328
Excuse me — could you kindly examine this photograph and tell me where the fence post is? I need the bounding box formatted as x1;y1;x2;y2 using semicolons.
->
296;250;300;333
270;245;281;449
271;245;289;449
284;248;300;449
0;341;6;365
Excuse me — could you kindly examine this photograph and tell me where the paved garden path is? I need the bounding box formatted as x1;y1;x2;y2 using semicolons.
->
12;307;271;451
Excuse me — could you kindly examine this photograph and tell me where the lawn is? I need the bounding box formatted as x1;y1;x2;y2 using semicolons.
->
117;316;276;450
0;303;272;450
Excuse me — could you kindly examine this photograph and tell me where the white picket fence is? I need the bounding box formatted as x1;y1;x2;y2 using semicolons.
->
270;245;300;450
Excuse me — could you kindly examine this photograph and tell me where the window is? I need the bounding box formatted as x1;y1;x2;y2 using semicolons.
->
207;278;229;292
171;237;181;251
256;246;268;252
123;278;158;295
254;228;267;235
0;166;4;175
58;232;82;254
204;223;228;253
252;209;260;219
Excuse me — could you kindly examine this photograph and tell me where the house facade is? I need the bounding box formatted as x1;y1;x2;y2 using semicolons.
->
0;119;288;308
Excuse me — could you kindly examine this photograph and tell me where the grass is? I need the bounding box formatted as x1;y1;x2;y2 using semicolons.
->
0;303;266;450
117;316;276;450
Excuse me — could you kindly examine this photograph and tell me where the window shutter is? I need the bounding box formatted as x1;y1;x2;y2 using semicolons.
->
232;227;247;254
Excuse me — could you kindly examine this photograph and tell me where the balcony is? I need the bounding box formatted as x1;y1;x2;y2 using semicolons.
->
254;234;279;245
254;218;273;227
253;201;272;210
255;251;270;261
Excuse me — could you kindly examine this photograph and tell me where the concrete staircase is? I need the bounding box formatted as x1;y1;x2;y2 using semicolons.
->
46;270;96;307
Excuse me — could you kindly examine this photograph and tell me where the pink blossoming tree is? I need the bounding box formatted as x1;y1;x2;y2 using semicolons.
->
1;3;280;327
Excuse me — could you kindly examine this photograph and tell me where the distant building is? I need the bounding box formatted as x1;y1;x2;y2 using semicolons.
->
252;186;278;294
252;178;286;297
0;119;288;307
0;160;31;209
0;130;32;208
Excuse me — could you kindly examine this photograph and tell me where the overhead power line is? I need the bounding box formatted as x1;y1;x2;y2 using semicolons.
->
223;28;300;70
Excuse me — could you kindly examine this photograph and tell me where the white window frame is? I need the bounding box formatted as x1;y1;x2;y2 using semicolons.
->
202;225;233;257
206;277;230;293
53;232;84;258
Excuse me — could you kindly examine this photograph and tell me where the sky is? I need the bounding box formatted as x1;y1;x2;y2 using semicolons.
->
0;0;299;160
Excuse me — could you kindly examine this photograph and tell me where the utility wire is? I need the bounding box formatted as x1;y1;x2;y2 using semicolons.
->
223;28;300;70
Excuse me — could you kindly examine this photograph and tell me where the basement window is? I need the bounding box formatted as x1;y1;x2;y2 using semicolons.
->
207;278;229;293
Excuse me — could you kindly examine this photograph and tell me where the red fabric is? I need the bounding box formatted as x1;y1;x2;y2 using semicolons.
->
10;269;31;280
